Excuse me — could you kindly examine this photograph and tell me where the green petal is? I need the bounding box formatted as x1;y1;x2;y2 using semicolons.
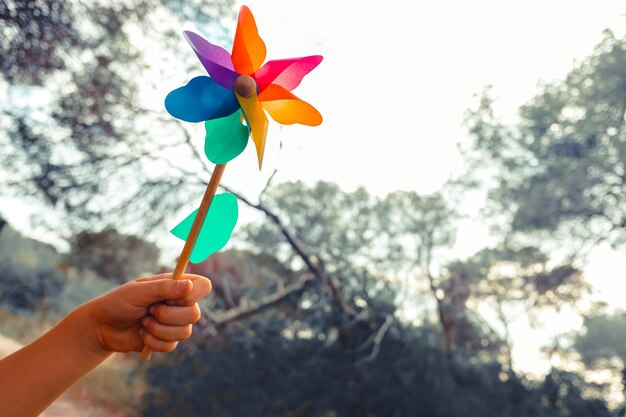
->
204;110;250;164
170;193;238;263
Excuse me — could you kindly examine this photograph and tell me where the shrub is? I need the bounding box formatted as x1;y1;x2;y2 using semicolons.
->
69;229;161;283
0;225;65;312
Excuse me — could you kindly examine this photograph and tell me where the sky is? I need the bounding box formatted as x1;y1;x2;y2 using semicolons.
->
2;0;625;375
221;0;626;375
220;0;626;196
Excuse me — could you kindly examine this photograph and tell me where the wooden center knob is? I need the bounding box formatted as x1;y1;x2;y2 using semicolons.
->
234;75;257;98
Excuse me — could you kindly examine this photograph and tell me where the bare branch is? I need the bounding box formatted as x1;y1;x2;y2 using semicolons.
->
356;313;393;364
201;273;315;329
220;183;360;319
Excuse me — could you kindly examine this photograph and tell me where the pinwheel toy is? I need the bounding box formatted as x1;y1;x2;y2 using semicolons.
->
140;5;323;359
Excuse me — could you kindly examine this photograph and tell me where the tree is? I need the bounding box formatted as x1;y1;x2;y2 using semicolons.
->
0;0;233;235
143;277;612;417
69;228;161;283
464;31;626;250
241;181;384;322
376;190;462;353
574;309;626;402
243;182;587;367
244;181;379;274
445;245;588;368
0;222;65;311
575;310;626;369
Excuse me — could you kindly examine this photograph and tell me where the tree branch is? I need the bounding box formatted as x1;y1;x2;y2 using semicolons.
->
356;313;393;364
220;184;360;319
201;273;316;329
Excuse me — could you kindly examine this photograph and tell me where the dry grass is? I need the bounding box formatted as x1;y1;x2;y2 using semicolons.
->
0;307;57;343
66;354;146;417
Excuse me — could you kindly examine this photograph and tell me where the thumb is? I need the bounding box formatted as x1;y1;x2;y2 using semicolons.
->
125;279;193;306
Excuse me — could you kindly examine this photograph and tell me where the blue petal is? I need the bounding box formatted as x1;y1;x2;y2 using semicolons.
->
165;76;239;123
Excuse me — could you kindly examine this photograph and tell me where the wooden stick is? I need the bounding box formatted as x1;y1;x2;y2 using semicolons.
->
140;163;227;360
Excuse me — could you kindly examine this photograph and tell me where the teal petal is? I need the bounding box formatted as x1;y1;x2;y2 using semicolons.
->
170;193;238;263
204;110;250;164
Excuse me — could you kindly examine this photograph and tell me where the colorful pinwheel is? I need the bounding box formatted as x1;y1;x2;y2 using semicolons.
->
141;5;322;360
165;5;323;169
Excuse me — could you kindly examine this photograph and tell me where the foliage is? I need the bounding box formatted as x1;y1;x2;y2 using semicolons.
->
69;228;161;283
243;181;590;361
51;267;117;316
573;310;626;409
0;222;65;311
245;181;379;274
0;0;234;235
187;249;297;310
374;190;456;279
190;180;597;415
143;301;612;417
464;31;626;248
575;310;626;368
447;246;588;313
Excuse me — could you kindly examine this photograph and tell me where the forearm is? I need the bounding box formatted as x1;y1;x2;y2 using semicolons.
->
0;306;111;417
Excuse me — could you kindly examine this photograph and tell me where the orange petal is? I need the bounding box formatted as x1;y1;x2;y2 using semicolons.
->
231;6;267;75
258;84;322;126
235;89;268;169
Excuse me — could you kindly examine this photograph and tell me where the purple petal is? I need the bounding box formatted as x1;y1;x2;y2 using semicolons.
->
183;31;239;89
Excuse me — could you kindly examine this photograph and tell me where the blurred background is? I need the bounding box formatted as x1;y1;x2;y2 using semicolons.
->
1;0;626;416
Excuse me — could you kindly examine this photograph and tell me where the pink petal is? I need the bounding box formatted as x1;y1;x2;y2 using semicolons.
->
254;55;323;93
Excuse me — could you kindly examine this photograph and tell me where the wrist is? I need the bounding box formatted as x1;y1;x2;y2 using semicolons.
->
66;301;112;360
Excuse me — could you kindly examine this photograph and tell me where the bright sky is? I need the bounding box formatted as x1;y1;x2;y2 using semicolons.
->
224;0;626;195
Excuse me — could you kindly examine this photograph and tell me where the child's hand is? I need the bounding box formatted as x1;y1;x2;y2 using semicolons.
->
77;273;212;356
0;273;212;417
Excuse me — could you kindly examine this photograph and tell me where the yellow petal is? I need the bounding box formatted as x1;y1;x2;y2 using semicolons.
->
236;90;268;170
258;84;322;126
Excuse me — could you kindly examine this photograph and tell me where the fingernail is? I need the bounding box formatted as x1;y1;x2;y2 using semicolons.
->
177;280;191;292
142;316;150;326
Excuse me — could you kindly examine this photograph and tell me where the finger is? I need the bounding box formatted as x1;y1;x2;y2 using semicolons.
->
135;273;173;282
123;279;193;307
140;329;179;353
149;303;201;326
135;273;209;283
165;275;212;306
142;317;193;342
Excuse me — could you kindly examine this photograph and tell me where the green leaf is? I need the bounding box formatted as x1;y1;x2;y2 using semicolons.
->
204;110;250;164
170;193;238;263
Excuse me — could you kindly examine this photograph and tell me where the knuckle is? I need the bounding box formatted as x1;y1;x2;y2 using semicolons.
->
151;306;162;321
182;325;193;340
191;305;201;323
145;319;156;332
177;296;191;307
